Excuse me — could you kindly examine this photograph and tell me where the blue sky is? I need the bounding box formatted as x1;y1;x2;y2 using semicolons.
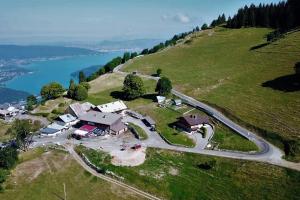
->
0;0;282;44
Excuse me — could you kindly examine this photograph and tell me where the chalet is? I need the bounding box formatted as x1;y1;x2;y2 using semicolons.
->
177;114;210;132
96;100;127;113
79;111;127;135
66;102;95;118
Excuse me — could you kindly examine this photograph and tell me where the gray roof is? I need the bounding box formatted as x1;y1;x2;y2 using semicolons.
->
111;121;127;132
58;114;77;123
40;128;60;135
79;111;121;126
182;115;210;126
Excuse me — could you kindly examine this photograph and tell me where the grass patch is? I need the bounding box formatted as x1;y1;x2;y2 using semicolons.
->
0;120;12;142
128;123;148;140
123;27;300;160
212;123;258;152
0;149;141;200
77;146;300;200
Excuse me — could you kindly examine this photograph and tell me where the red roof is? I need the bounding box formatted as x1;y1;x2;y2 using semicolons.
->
80;125;96;132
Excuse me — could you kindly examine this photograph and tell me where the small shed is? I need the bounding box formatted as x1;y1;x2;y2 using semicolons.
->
156;96;166;104
40;128;61;136
172;99;182;106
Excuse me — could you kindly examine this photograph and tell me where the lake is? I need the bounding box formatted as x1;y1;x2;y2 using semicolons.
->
4;52;122;95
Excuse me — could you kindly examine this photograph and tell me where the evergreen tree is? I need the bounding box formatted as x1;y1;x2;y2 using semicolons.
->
155;77;172;96
74;85;88;101
67;79;76;98
79;71;86;83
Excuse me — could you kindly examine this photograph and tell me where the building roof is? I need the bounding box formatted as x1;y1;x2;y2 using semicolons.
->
58;114;77;123
173;99;182;105
181;115;210;126
79;111;122;126
156;96;166;103
74;129;88;136
144;116;156;125
0;110;10;115
69;102;94;117
47;123;66;131
111;121;127;132
97;100;127;113
40;128;60;135
80;124;97;132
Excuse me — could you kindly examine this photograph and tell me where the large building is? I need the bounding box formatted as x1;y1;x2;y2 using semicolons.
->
79;111;127;135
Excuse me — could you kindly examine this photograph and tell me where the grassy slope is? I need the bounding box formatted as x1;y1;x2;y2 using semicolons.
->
78;146;300;200
124;28;300;159
87;74;256;149
0;120;11;142
0;148;142;200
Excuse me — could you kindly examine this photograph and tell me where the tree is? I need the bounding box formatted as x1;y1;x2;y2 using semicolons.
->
294;62;300;74
141;48;149;55
79;82;90;90
67;79;76;98
79;71;86;83
130;52;138;59
74;85;88;101
201;23;208;30
40;82;64;100
122;74;145;100
156;68;162;77
10;119;34;151
26;95;37;111
122;52;131;63
156;77;172;96
0;146;18;169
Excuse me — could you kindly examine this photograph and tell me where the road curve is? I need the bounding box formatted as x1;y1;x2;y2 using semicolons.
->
115;67;300;171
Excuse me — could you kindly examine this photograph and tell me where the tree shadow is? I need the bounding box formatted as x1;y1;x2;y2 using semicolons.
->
261;74;300;92
249;42;269;51
110;91;127;100
142;93;157;102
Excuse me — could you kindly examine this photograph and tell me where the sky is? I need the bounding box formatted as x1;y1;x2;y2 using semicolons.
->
0;0;282;44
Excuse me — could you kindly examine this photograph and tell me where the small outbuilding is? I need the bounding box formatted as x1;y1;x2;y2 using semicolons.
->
40;127;61;136
172;99;182;106
156;96;166;104
55;114;78;127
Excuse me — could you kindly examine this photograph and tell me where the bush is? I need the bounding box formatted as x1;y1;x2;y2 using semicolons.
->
40;82;65;100
74;85;88;101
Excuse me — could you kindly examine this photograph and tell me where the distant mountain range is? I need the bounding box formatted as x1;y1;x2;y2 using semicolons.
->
0;45;98;60
49;39;164;52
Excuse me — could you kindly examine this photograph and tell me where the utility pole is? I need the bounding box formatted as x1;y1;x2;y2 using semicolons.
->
63;183;67;200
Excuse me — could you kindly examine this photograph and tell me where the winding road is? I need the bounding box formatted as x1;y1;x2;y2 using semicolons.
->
115;65;300;171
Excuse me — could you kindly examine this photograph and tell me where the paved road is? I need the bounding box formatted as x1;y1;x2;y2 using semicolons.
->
115;66;300;171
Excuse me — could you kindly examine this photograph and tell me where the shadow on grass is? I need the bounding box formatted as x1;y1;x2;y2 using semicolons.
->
250;42;269;50
262;74;300;92
110;91;158;102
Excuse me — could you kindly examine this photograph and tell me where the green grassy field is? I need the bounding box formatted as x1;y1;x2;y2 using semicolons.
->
212;123;259;152
123;27;300;160
0;120;12;142
128;122;148;140
76;146;300;200
0;148;143;200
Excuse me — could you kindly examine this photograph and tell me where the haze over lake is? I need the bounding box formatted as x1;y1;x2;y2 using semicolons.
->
4;52;122;95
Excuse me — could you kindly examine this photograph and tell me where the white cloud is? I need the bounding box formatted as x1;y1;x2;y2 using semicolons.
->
173;13;191;23
161;13;192;24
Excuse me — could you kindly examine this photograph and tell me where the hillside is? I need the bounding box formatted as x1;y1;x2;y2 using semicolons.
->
123;28;300;160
